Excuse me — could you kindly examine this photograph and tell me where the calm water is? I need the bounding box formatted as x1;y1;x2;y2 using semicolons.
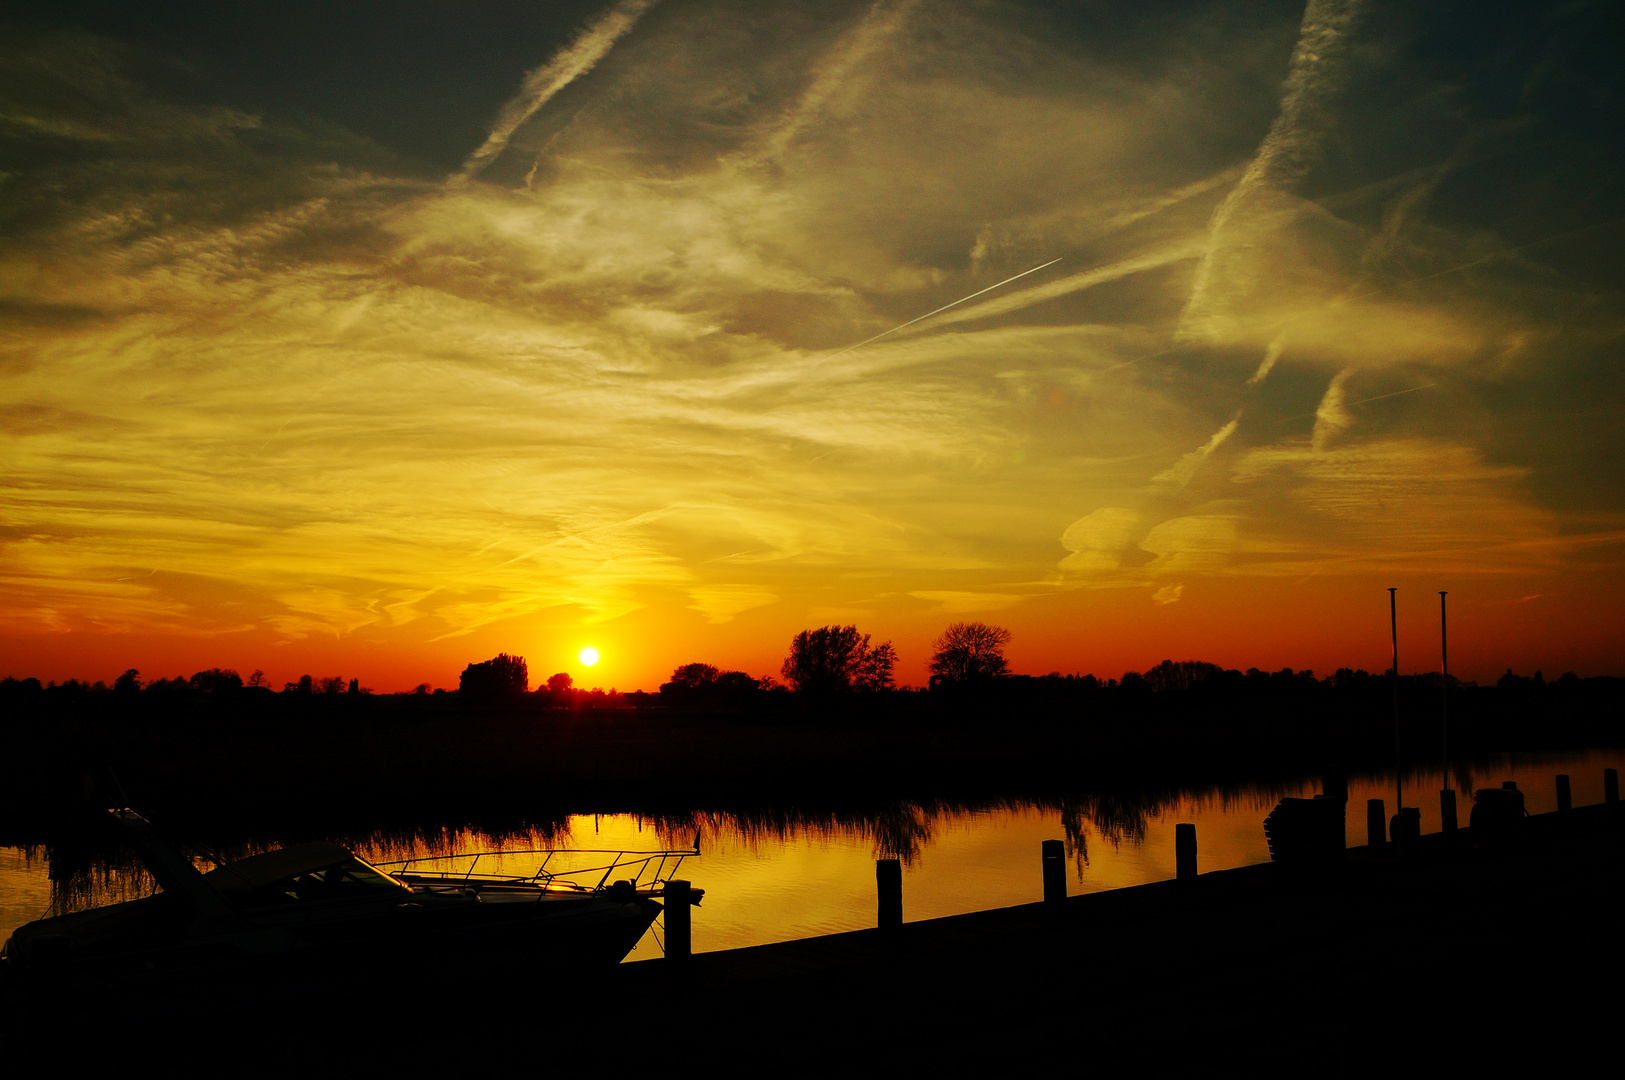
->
3;748;1620;961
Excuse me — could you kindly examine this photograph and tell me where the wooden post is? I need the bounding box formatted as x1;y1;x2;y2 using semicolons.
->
1440;789;1457;833
1390;588;1403;819
1391;807;1420;847
1323;771;1349;853
1556;774;1572;813
877;859;902;931
665;880;692;960
1606;768;1619;805
1176;823;1197;881
1322;771;1348;803
1041;839;1066;903
1439;591;1450;793
1367;798;1386;846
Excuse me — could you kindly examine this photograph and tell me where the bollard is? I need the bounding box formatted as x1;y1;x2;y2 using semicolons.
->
1041;839;1066;903
1175;823;1197;881
1322;771;1348;803
1390;807;1420;846
664;880;692;960
1440;789;1458;833
1367;798;1386;846
877;859;902;931
1606;768;1620;805
1324;772;1349;852
1556;774;1572;814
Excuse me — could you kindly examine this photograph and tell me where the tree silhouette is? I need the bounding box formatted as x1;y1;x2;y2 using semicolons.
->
781;626;896;694
1143;659;1225;692
855;642;897;691
666;663;720;689
659;663;764;705
188;668;243;694
929;622;1011;685
460;653;529;701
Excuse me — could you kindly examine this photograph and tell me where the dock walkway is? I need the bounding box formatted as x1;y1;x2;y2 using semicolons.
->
595;802;1623;1070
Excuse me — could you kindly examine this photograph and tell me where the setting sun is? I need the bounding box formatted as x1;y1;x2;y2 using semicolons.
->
579;648;600;667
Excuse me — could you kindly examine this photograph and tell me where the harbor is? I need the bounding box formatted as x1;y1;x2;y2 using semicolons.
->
5;775;1618;1069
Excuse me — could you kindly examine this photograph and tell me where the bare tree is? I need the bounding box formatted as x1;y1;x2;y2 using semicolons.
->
929;622;1011;685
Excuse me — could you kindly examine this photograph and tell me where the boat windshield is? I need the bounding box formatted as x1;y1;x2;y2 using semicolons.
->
255;861;411;905
208;845;413;907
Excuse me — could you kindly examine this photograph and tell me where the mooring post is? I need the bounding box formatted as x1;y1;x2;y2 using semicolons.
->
1323;771;1349;803
1175;823;1197;881
665;880;692;961
1556;774;1572;814
1440;789;1458;833
1606;768;1620;805
1367;798;1386;846
1041;839;1066;903
1391;807;1420;848
877;859;902;931
1324;770;1349;853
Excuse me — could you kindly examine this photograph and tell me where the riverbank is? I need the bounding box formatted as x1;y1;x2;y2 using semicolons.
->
5;678;1622;843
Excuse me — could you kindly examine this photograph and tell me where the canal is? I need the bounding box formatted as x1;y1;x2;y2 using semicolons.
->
3;748;1620;959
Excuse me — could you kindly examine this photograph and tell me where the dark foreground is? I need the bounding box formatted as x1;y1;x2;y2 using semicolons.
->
5;802;1620;1071
604;804;1624;1071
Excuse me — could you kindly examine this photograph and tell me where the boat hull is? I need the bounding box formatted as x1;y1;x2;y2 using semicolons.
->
2;890;663;1016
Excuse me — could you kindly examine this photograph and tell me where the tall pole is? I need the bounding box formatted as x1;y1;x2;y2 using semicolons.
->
1440;591;1449;787
1390;587;1402;819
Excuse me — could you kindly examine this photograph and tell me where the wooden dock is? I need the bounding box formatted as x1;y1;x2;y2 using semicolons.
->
590;801;1623;1069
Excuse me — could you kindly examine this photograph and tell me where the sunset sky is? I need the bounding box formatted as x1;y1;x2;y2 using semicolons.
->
2;0;1621;691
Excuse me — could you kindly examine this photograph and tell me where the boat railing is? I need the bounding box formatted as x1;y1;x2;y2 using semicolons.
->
373;846;698;895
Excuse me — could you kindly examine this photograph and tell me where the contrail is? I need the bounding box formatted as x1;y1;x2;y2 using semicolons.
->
1179;0;1367;340
926;242;1200;331
1279;382;1438;424
750;0;920;167
821;257;1062;362
455;0;657;183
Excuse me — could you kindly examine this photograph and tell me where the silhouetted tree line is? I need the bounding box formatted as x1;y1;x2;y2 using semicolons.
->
6;646;1624;720
3;643;1623;842
4;620;1624;761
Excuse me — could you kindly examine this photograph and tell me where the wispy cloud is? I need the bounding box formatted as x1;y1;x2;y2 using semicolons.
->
1179;0;1368;343
1154;414;1242;488
2;2;1619;682
455;0;659;182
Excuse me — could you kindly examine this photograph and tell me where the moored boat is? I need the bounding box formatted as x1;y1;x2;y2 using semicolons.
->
0;809;701;1011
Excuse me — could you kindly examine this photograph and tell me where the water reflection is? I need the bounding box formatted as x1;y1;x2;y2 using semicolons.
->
5;748;1621;959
